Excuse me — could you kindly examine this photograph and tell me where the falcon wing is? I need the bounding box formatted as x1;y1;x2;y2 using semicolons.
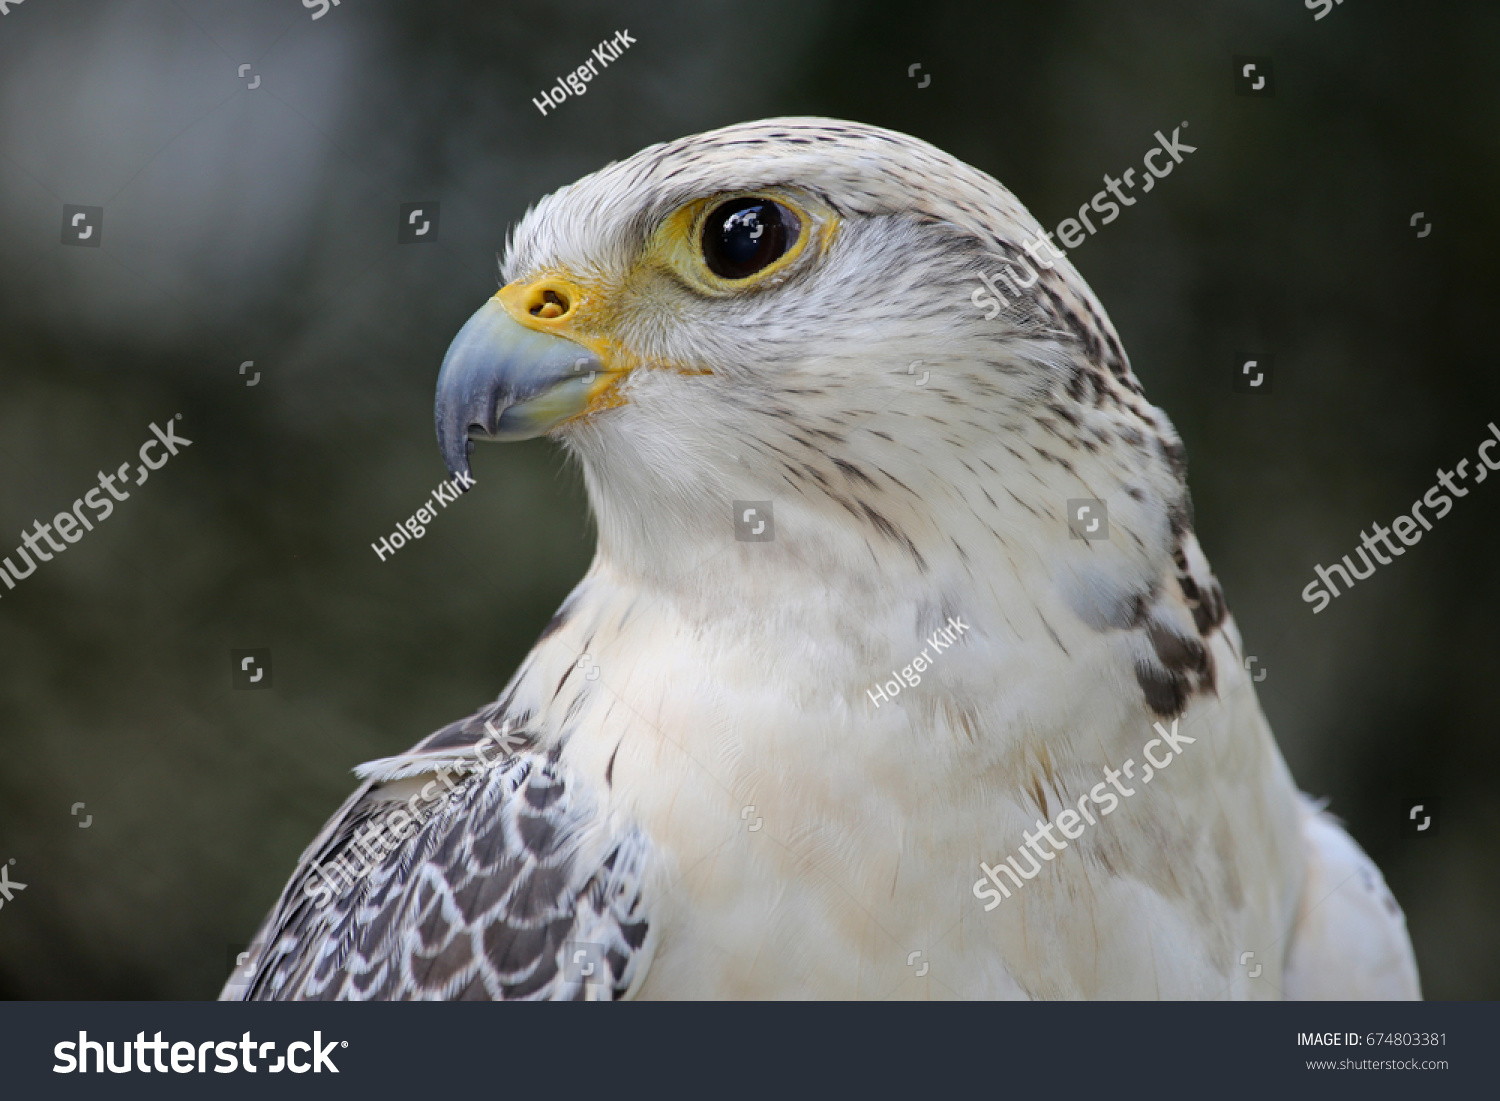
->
222;705;653;1001
1283;797;1421;999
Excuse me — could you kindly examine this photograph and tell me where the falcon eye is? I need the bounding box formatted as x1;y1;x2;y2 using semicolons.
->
701;198;799;280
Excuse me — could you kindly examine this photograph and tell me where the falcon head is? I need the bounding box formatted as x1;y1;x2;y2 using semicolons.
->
436;117;1205;676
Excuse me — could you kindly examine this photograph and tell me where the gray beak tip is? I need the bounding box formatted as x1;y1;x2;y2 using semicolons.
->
443;440;473;483
435;391;478;481
434;296;608;470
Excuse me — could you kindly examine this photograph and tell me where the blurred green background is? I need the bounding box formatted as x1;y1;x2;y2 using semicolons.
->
1;0;1496;998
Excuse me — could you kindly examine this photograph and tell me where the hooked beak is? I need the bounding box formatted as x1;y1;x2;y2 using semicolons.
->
434;288;619;479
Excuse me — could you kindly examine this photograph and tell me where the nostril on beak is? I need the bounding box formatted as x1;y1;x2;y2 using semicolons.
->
527;286;572;320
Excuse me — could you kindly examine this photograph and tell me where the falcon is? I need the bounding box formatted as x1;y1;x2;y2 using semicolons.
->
224;118;1419;1000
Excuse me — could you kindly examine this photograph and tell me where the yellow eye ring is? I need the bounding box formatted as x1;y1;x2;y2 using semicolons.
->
650;190;834;294
700;197;800;279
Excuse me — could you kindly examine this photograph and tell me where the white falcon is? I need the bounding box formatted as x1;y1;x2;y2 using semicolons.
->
225;118;1419;1000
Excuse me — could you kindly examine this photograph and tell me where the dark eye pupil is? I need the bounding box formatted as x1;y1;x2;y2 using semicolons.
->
703;198;796;279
